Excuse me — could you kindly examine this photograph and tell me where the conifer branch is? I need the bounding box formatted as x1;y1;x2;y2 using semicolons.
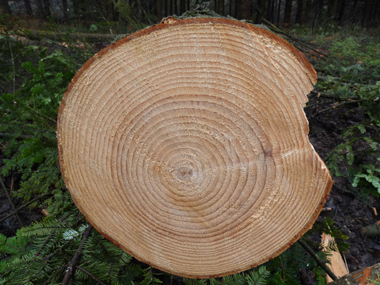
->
33;212;73;258
24;212;74;280
0;132;33;140
76;266;107;285
28;239;74;281
6;31;16;95
41;266;67;285
61;224;93;285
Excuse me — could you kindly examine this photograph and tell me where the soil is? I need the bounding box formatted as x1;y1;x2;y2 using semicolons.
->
1;46;379;284
305;97;380;274
0;173;43;237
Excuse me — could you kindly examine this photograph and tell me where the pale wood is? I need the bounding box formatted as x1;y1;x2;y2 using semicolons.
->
57;17;333;278
328;263;380;285
322;233;349;283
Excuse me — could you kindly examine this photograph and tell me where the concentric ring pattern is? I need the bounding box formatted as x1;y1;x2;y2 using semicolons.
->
57;18;333;278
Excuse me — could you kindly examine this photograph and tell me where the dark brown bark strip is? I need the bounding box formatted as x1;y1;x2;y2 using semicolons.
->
0;193;52;224
0;176;23;227
61;225;93;285
298;239;338;281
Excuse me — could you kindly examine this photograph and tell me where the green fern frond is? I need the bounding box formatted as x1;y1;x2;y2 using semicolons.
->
140;266;163;285
246;266;270;285
20;218;65;237
0;231;30;255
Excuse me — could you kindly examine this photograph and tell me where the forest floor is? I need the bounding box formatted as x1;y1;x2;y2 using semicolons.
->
306;98;380;275
1;28;380;284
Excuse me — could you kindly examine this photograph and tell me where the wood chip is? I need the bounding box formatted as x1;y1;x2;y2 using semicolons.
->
322;233;349;283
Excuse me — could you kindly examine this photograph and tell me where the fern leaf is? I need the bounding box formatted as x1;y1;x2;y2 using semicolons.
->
246;266;270;285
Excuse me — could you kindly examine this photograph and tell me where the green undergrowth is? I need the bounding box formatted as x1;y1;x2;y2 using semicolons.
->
311;35;380;196
290;22;380;197
0;17;373;284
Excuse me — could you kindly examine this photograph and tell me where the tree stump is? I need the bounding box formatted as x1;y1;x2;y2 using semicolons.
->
57;17;333;278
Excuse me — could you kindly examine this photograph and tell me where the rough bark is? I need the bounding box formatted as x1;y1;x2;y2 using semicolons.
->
362;0;374;28
337;0;345;24
218;0;225;16
259;0;267;22
156;0;162;20
180;0;185;14
35;0;45;19
350;0;359;23
234;0;240;18
169;0;173;15
62;0;68;21
238;0;252;19
328;0;339;21
0;0;11;14
277;0;282;25
284;0;293;25
42;0;51;18
24;0;33;15
296;0;308;24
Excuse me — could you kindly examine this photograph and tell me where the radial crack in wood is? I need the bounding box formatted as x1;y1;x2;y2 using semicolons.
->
57;17;333;278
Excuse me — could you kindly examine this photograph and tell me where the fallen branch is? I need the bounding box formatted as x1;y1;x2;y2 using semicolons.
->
310;100;366;118
262;19;328;58
298;238;338;281
14;29;116;43
0;176;23;227
61;224;93;285
0;193;52;224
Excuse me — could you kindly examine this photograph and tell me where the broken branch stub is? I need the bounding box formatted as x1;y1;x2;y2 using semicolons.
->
57;17;333;278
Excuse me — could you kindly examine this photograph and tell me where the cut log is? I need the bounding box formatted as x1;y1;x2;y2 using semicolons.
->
57;17;333;278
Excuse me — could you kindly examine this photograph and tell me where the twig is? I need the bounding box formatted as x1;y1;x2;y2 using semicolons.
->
321;207;332;212
61;225;93;285
76;266;107;285
6;32;16;95
298;239;338;281
0;133;34;140
0;176;23;227
0;193;52;224
24;104;57;124
310;100;365;118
